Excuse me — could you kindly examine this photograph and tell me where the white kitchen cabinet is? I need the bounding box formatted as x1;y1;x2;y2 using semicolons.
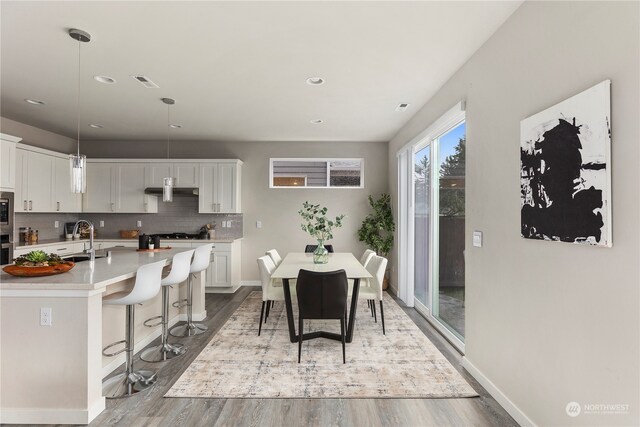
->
204;240;241;292
53;156;82;212
14;241;85;258
199;161;242;213
114;164;157;213
84;162;157;213
173;163;199;187
145;162;199;188
83;163;114;212
0;133;20;191
15;148;54;212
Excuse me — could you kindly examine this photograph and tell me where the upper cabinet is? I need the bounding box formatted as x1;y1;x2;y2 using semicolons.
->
199;161;242;213
15;144;81;213
0;133;20;191
84;162;157;213
145;162;199;188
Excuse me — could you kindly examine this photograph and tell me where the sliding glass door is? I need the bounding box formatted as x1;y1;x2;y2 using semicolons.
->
408;117;466;347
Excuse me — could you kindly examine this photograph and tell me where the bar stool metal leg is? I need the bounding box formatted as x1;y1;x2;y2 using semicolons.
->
140;287;186;362
170;274;208;337
102;305;157;398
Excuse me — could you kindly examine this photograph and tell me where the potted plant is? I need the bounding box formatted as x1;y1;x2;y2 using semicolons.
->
299;201;345;264
357;193;395;289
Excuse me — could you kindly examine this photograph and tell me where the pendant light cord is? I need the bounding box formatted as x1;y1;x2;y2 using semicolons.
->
167;104;170;159
76;39;81;157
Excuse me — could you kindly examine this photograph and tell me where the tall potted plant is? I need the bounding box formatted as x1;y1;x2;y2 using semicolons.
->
299;201;345;264
357;193;395;289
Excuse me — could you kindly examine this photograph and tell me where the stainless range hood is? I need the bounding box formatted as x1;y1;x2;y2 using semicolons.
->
144;187;199;196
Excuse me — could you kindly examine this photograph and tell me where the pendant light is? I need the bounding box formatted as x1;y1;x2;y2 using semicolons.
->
68;28;91;193
161;97;176;202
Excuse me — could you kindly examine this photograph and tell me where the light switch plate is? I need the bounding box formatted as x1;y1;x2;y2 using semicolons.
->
137;220;142;227
472;231;483;248
256;221;262;229
54;221;59;228
99;220;105;228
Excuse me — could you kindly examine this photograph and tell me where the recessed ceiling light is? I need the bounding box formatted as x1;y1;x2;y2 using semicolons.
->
94;75;116;84
310;119;324;124
395;103;410;112
24;99;45;105
169;124;182;129
306;77;325;86
88;124;103;129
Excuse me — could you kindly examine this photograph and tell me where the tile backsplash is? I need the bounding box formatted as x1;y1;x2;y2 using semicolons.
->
14;196;243;241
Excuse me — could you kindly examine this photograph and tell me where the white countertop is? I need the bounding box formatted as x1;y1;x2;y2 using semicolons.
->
14;237;240;249
0;247;187;291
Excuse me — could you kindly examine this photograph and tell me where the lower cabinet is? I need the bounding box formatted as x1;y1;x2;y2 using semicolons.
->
193;241;241;292
14;241;86;258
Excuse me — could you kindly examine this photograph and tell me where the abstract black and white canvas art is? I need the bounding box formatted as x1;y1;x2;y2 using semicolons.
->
520;80;611;247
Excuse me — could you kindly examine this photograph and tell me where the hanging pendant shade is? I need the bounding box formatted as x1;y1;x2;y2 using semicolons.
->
68;28;91;194
162;97;176;202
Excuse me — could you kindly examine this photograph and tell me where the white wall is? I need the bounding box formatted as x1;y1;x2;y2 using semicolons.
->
0;116;76;153
84;139;389;281
388;1;639;426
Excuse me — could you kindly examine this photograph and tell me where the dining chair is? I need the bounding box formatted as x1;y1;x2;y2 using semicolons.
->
304;244;334;253
265;249;282;266
360;249;376;267
358;255;388;334
257;255;293;336
296;269;348;364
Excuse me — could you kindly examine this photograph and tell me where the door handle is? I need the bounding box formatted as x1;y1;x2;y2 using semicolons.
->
111;202;115;212
23;200;27;211
57;201;60;211
29;200;33;211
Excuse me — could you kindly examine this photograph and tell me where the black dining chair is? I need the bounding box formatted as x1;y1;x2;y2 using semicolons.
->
296;269;348;364
304;244;335;253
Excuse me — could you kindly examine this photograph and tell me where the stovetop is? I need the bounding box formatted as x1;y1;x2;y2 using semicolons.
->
151;232;204;240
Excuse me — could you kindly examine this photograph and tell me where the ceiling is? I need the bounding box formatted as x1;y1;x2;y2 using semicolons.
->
0;1;521;142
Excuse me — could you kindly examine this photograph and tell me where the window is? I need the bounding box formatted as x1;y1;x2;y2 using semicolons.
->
270;158;364;188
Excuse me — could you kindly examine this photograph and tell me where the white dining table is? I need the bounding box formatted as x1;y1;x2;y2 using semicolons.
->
271;252;372;343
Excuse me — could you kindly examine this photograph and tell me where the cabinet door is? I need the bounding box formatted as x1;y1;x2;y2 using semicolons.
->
114;164;148;212
26;151;54;212
83;163;115;212
217;163;238;213
210;251;232;287
198;163;217;213
145;163;172;187
53;157;82;212
174;163;199;187
0;139;16;191
15;149;28;212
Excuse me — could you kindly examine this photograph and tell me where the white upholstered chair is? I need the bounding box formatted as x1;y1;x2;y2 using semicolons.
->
257;255;295;335
358;255;388;334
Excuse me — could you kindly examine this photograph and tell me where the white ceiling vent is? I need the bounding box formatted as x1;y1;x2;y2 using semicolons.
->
395;103;410;112
131;75;159;88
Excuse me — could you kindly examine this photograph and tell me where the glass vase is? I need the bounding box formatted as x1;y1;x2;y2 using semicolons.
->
313;239;329;264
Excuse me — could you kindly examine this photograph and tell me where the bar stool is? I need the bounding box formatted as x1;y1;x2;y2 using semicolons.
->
102;260;166;398
170;243;214;337
140;249;195;362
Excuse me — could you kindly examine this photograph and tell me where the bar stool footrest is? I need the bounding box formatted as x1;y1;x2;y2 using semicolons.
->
102;339;127;357
172;299;189;309
143;315;163;328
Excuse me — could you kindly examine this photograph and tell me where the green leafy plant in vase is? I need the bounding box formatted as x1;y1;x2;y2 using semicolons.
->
357;193;395;288
299;201;345;264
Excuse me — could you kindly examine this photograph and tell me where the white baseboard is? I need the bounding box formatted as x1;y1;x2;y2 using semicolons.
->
102;311;206;378
240;280;261;287
0;398;105;425
206;284;242;293
461;357;536;427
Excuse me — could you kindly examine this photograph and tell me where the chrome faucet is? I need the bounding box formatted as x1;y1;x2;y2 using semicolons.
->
73;220;95;261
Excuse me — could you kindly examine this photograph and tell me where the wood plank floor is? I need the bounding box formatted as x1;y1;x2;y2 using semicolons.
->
51;287;518;427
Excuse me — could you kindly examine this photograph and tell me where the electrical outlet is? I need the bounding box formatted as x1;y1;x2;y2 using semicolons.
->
256;221;262;229
473;231;483;248
99;220;105;228
54;221;59;228
137;220;142;227
40;307;52;326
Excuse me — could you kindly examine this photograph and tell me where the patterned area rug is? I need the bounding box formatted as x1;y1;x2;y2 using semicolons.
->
165;291;477;398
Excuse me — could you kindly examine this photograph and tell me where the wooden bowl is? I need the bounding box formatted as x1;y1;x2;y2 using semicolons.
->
3;261;76;277
119;230;139;239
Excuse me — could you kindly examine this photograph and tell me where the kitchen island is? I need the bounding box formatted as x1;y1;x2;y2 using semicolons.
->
0;247;208;425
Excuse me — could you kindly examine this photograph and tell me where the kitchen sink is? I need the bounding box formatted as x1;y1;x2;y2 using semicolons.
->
63;252;108;263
